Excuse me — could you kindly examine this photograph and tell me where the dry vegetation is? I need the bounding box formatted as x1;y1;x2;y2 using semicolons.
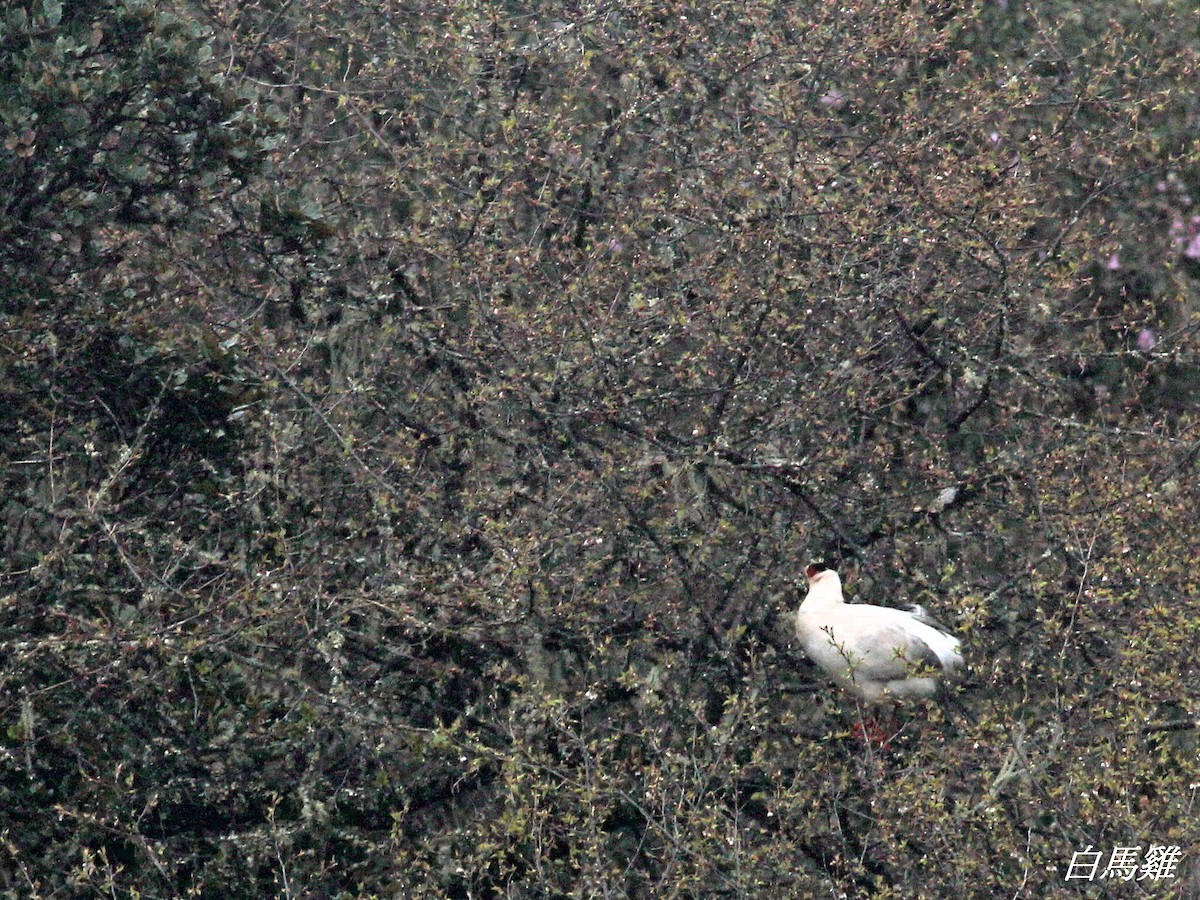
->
3;0;1199;896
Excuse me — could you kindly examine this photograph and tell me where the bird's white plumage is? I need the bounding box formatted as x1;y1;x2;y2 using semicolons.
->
795;568;962;702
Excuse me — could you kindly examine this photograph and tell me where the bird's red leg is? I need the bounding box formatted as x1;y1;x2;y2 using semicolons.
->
851;714;893;747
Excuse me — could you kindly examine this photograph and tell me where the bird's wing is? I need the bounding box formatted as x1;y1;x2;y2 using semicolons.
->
798;603;962;686
904;603;955;636
850;621;947;682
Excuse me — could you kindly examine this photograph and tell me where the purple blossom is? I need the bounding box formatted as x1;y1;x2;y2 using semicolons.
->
1168;216;1200;256
1137;329;1157;352
819;89;846;109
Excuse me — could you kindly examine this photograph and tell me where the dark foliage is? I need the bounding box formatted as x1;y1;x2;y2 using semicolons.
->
3;0;1199;897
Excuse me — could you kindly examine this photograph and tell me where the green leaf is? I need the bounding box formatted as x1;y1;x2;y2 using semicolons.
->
39;0;62;27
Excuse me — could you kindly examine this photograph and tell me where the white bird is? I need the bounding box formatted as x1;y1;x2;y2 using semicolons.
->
795;563;963;703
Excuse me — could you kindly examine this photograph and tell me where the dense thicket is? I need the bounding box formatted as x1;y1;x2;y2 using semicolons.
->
3;0;1198;896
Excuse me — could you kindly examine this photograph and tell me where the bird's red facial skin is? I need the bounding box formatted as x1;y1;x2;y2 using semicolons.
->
805;564;819;579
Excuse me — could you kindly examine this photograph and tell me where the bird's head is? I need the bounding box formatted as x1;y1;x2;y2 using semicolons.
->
803;562;842;597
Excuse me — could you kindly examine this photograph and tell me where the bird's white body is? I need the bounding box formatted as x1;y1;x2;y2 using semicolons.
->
795;567;962;703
